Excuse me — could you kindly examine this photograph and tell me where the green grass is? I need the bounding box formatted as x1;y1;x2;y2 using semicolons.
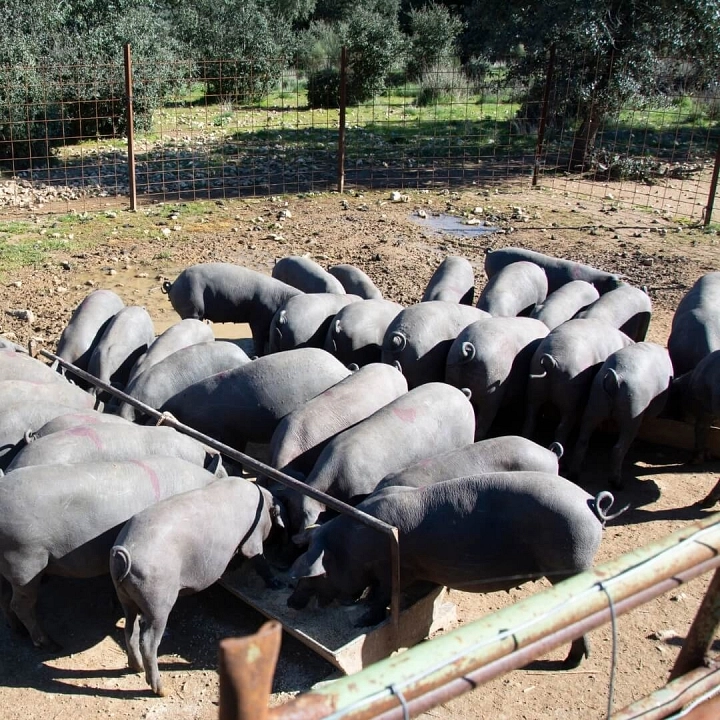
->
0;220;36;235
0;236;71;268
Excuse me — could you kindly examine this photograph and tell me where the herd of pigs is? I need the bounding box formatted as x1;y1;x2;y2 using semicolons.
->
1;246;719;697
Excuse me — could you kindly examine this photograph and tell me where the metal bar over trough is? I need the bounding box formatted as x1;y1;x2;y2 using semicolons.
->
38;348;405;663
216;513;720;720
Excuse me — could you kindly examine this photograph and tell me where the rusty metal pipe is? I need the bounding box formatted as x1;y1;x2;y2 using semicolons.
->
340;553;720;720
612;665;720;720
268;517;720;720
681;692;720;720
219;620;282;720
338;46;347;194
40;349;402;644
533;43;555;187
703;135;720;226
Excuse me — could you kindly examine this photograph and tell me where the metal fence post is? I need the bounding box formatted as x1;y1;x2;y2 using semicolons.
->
338;46;347;194
668;566;720;680
218;620;282;720
704;135;720;226
533;44;555;187
123;43;137;211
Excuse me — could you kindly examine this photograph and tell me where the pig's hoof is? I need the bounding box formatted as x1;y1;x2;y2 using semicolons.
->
562;640;589;669
154;685;168;697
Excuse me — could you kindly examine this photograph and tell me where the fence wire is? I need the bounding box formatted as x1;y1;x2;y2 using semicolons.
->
0;49;717;222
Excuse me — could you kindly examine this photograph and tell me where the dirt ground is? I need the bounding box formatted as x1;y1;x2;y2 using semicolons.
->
1;179;720;719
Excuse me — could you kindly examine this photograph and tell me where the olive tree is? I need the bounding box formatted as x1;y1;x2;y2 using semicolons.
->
405;2;464;81
463;0;720;168
175;0;294;103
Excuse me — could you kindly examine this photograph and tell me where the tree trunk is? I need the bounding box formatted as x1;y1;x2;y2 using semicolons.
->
569;111;603;171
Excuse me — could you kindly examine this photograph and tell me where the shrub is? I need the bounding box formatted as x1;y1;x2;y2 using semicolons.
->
61;6;185;137
415;59;472;107
405;3;464;81
344;7;403;104
296;20;345;75
306;68;342;108
0;1;186;166
303;8;403;108
184;0;293;104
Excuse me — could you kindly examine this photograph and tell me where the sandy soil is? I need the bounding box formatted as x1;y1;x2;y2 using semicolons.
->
0;180;719;719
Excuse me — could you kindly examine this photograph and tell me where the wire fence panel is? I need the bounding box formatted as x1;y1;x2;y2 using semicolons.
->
0;49;717;222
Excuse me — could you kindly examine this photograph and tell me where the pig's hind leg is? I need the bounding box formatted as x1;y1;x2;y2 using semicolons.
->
8;572;58;650
139;598;176;696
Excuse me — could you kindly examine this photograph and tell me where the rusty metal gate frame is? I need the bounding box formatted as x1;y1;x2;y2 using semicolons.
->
216;513;720;720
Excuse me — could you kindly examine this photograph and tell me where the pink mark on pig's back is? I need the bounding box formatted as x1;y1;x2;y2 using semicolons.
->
65;425;104;450
130;459;161;501
392;407;417;423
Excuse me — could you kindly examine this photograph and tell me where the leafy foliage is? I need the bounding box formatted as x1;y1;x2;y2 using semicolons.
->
306;68;342;108
344;7;403;104
415;58;471;106
405;2;464;81
304;6;403;107
314;0;400;23
0;0;183;163
296;20;346;74
463;0;720;167
177;0;294;103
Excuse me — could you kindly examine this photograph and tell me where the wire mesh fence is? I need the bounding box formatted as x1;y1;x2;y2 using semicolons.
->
0;46;717;223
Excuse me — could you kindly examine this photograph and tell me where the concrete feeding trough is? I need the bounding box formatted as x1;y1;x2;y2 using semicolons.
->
636;416;720;458
220;563;457;675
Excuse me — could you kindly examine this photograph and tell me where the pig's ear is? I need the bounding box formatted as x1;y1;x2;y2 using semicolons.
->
270;497;288;529
305;548;326;577
291;549;325;579
206;453;226;477
291;524;321;547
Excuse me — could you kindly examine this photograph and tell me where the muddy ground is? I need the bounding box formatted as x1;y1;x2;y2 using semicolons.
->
1;180;719;719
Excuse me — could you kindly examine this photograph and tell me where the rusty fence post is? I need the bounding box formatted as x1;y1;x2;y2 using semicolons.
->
533;44;555;188
704;134;720;226
219;620;282;720
669;566;720;680
123;43;137;211
338;46;347;194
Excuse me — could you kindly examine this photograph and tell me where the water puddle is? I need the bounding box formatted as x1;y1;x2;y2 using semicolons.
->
408;212;498;238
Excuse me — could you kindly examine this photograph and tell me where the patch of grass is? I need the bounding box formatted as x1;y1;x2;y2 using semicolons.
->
165;201;216;218
0;237;70;268
0;220;36;235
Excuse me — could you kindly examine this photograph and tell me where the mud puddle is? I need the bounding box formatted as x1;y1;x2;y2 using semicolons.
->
408;212;497;238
